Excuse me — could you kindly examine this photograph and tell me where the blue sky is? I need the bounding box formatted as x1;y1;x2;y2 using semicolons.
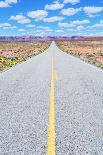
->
0;0;103;36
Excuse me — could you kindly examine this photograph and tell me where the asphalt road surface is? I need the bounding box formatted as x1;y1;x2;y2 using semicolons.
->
0;42;103;155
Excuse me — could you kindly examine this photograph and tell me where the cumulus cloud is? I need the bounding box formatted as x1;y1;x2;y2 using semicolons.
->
45;1;64;10
72;20;90;25
38;27;53;32
18;29;26;32
9;15;31;24
43;16;64;22
86;20;103;31
0;23;11;27
35;31;52;36
36;26;50;29
0;1;9;7
27;10;48;20
61;8;81;16
58;20;90;30
77;25;85;31
58;22;75;28
56;30;64;33
33;28;53;36
0;22;17;29
0;0;17;8
26;24;36;28
63;0;80;5
83;6;103;17
91;23;103;29
6;0;17;4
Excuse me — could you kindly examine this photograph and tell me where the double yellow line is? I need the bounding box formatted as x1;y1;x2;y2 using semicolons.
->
47;56;58;155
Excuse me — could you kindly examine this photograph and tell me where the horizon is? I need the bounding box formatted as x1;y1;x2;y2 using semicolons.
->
1;35;103;38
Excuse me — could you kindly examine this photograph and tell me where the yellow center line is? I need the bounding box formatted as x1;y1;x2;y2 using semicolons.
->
54;70;58;81
47;56;57;155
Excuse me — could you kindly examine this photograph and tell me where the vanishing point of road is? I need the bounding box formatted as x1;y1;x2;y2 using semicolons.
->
0;42;103;155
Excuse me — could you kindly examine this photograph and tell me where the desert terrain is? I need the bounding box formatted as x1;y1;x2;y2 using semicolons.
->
0;41;51;71
56;40;103;69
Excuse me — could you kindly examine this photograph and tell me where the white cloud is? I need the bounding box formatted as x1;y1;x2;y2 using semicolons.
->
61;8;81;16
35;29;45;33
86;21;103;31
0;23;11;28
92;23;103;28
83;6;103;17
0;23;17;29
18;29;26;32
6;0;17;4
35;31;52;36
19;18;31;24
100;20;103;24
77;25;84;31
26;24;36;28
72;20;90;25
44;28;53;32
58;22;75;28
9;14;31;24
38;27;53;32
0;1;9;7
11;25;17;29
45;1;64;10
56;30;64;33
27;10;48;20
36;26;50;29
64;0;80;5
43;16;64;22
58;20;90;31
33;29;53;36
0;0;17;8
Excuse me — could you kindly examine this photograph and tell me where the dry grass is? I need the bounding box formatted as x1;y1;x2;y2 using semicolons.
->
56;40;103;68
0;41;51;71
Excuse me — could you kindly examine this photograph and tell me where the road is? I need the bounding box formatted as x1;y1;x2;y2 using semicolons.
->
0;42;103;155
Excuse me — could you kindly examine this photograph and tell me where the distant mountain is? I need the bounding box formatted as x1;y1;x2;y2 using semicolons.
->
84;36;103;41
0;36;84;42
70;36;85;40
0;36;45;42
0;36;103;42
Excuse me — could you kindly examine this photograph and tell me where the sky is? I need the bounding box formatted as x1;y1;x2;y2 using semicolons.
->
0;0;103;36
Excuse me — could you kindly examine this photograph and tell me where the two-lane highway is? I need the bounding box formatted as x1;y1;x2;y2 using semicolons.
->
0;42;103;155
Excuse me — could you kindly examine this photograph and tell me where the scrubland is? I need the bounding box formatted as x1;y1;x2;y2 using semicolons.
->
56;41;103;69
0;41;51;71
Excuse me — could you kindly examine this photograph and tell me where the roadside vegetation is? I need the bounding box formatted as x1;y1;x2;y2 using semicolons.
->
0;41;51;71
56;40;103;69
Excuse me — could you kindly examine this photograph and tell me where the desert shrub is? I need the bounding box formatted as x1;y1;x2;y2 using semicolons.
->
0;56;4;63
